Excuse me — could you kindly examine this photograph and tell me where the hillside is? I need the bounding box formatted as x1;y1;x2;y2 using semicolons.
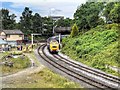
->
61;24;119;76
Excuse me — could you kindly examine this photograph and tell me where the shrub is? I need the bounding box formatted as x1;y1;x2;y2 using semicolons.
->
105;23;119;29
70;23;79;37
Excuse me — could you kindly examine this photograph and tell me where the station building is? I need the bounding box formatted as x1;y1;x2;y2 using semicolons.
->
0;30;24;46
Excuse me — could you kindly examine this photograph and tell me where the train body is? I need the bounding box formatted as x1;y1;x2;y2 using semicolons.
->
47;35;69;53
47;38;59;53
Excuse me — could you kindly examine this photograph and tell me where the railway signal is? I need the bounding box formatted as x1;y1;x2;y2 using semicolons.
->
31;33;41;45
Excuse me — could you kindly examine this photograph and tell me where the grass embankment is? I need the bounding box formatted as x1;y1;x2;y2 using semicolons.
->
62;24;119;76
9;68;81;88
1;52;30;75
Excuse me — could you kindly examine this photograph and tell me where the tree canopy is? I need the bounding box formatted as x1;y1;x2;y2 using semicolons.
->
0;2;120;38
74;2;105;30
1;9;16;29
55;18;73;27
109;2;120;23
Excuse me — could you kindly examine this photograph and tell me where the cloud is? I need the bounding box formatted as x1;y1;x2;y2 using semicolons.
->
0;0;86;22
0;0;86;3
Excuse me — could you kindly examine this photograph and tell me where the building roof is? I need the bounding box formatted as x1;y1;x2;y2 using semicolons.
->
2;30;23;35
0;39;7;45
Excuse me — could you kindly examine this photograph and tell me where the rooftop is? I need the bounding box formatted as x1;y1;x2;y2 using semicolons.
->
1;30;23;35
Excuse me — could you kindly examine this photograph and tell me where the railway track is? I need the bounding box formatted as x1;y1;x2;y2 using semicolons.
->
54;54;120;83
38;44;119;89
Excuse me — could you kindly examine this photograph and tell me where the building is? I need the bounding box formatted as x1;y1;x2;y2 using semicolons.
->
0;30;24;46
49;16;64;21
54;27;71;35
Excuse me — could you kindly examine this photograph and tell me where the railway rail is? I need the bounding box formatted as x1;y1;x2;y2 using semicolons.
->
38;44;119;89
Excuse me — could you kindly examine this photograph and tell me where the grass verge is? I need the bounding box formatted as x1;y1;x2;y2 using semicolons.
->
8;68;82;88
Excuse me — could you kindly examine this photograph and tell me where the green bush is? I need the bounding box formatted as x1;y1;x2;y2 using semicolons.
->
70;23;79;37
62;24;119;76
105;23;119;29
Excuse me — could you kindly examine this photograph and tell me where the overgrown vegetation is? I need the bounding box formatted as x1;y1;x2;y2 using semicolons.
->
1;53;30;75
62;24;119;76
74;2;120;30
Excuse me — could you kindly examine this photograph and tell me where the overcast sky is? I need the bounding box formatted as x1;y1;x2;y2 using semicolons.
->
0;0;87;22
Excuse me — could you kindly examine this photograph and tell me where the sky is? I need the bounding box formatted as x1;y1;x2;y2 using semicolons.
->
0;0;87;22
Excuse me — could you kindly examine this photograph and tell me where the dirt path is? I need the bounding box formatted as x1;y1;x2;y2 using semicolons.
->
2;49;45;88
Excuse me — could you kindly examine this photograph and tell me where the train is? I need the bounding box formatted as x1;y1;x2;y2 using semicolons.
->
47;37;59;53
47;35;69;53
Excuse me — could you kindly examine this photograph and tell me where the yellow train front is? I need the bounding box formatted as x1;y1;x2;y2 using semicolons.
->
48;40;59;53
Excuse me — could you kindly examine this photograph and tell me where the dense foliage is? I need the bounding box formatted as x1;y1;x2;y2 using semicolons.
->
103;2;120;23
74;2;120;30
1;2;120;36
109;3;120;23
0;7;72;37
70;23;79;37
42;17;53;37
55;18;73;27
0;9;16;29
62;24;119;76
74;2;105;30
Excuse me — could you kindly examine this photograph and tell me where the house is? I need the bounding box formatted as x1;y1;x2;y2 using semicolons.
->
0;30;24;46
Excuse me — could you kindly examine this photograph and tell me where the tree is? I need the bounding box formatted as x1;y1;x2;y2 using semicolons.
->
9;14;16;29
74;2;104;30
32;13;42;33
55;18;73;27
109;2;120;23
1;9;16;29
19;7;33;34
102;2;115;22
42;17;53;37
70;23;79;37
